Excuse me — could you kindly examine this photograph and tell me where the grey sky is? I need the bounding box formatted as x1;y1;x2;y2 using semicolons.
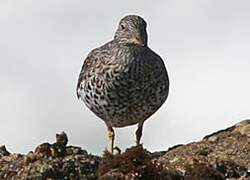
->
0;0;250;155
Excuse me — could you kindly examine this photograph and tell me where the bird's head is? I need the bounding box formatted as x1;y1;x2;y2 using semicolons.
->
114;15;148;47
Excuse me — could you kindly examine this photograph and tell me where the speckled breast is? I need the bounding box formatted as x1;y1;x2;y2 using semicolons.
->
80;45;169;128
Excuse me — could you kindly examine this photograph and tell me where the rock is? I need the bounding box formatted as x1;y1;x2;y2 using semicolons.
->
0;120;249;179
233;119;250;137
56;131;68;146
159;119;250;179
0;146;10;157
0;132;100;179
184;164;225;180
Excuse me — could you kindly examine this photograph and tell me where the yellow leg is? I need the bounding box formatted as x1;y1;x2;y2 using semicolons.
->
136;122;144;145
107;127;115;154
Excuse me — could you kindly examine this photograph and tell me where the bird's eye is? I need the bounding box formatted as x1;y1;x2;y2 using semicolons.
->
120;24;125;30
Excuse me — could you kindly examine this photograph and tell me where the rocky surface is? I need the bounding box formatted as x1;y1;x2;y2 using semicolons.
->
0;132;100;179
159;120;250;179
0;120;249;179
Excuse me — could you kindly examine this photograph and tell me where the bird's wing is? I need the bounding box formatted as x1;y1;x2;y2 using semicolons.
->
76;51;97;99
76;41;115;99
140;48;169;82
144;48;170;96
76;45;111;99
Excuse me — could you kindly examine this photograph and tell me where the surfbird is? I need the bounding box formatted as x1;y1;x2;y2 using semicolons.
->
77;15;169;154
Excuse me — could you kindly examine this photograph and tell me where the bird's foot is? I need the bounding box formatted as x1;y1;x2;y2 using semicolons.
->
113;146;121;155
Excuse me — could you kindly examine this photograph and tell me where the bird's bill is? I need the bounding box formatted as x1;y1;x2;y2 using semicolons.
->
129;32;144;46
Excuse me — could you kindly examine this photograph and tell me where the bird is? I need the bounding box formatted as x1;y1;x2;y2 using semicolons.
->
76;15;169;154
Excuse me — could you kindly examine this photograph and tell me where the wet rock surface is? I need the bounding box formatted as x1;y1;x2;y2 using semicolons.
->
0;120;249;179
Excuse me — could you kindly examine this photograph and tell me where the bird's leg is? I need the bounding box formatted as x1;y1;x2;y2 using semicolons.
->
135;122;144;145
107;126;115;154
107;126;121;154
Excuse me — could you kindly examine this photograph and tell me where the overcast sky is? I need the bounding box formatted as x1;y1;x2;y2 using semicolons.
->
0;0;250;155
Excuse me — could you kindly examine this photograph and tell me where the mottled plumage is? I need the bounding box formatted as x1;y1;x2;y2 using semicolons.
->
77;15;169;153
